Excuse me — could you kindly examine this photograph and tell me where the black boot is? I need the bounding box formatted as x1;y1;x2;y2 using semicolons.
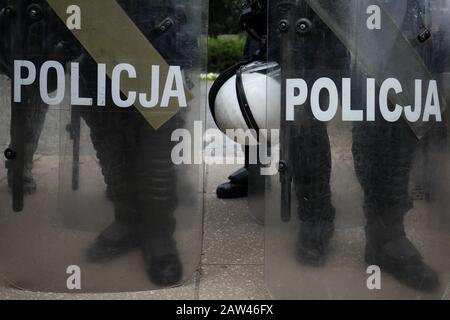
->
296;202;335;266
364;205;439;292
216;167;248;199
85;221;139;262
141;236;183;287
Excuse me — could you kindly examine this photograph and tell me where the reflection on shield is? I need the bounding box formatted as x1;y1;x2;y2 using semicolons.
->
266;0;450;299
0;0;206;292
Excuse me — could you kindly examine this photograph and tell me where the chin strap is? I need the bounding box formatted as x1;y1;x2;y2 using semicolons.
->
208;60;251;126
235;65;260;136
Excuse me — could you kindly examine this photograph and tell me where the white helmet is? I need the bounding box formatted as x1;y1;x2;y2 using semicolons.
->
209;61;280;145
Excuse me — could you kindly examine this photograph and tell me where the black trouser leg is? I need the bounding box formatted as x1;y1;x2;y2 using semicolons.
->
293;113;334;222
352;119;439;291
352;119;417;215
134;117;178;255
81;111;138;226
7;87;48;190
293;109;335;266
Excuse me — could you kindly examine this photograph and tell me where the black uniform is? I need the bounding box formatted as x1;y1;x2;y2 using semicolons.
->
0;0;197;286
266;0;443;291
77;0;197;285
267;3;349;264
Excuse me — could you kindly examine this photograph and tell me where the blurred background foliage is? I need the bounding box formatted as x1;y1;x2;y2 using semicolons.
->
208;0;246;73
208;35;245;73
209;0;243;36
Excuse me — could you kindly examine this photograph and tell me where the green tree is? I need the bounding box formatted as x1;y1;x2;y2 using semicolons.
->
208;35;245;72
209;0;243;36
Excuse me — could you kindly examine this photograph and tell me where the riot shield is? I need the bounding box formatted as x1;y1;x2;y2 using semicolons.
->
248;162;265;225
266;0;450;299
0;0;206;292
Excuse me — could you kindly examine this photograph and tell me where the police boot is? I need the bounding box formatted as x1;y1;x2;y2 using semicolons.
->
364;204;439;292
85;220;139;262
141;235;183;287
216;167;248;199
6;160;37;195
296;201;335;266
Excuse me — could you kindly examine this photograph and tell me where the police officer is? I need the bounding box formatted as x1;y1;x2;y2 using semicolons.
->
215;0;268;199
215;36;262;199
351;0;444;291
1;0;195;286
76;0;196;286
245;0;442;291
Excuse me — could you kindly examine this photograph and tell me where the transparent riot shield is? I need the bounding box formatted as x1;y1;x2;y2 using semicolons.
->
0;0;206;292
265;0;450;299
248;161;265;225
